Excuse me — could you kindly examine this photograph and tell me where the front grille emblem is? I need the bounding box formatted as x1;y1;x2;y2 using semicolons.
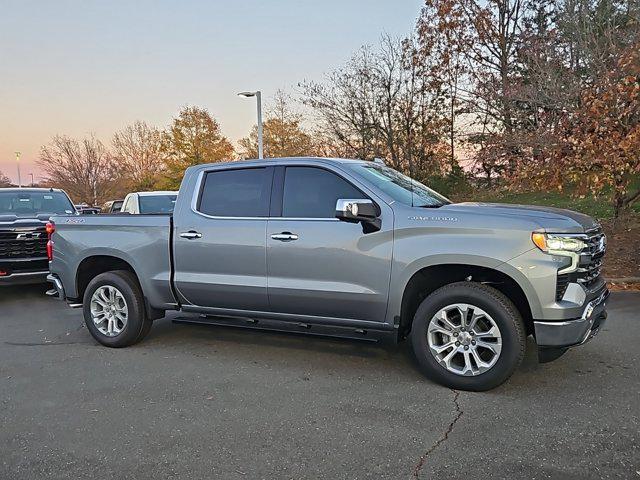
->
15;233;42;240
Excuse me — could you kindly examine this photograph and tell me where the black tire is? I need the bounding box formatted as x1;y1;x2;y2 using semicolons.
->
82;270;152;347
410;282;526;391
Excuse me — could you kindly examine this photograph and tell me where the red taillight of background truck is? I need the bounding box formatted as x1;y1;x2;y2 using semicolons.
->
46;222;55;261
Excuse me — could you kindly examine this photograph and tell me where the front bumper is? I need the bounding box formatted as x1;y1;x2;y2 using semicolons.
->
0;270;49;285
534;288;609;348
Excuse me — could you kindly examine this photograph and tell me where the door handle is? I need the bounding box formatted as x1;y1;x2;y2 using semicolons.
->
271;232;298;241
180;231;202;239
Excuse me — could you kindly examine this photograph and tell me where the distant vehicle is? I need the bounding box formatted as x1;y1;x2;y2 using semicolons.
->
120;191;178;214
0;187;75;285
75;205;101;215
102;200;124;213
47;158;608;391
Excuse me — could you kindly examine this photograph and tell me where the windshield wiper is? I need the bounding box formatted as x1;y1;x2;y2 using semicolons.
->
417;204;443;208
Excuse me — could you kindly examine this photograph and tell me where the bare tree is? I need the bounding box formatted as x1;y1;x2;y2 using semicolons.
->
300;45;379;161
112;121;165;191
300;35;449;178
418;0;474;165
38;135;124;205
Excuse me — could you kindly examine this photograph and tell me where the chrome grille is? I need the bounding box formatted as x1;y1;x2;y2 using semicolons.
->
578;229;606;289
556;228;606;300
0;229;48;259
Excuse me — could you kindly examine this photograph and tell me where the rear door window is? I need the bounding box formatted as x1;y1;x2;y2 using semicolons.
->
198;167;272;217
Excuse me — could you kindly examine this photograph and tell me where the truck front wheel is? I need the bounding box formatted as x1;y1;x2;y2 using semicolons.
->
82;270;152;347
410;282;526;391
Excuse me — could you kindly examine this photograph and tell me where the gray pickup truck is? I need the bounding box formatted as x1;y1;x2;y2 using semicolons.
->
47;157;608;391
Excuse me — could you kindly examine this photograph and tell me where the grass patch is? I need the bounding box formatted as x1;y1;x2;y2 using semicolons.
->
457;188;640;220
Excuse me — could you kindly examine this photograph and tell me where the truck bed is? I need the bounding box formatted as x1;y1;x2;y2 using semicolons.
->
50;214;176;309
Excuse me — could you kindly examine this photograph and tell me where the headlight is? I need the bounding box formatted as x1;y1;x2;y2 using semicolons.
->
532;233;586;253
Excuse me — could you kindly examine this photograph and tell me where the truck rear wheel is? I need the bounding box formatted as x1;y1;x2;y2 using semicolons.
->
82;270;152;347
410;282;526;391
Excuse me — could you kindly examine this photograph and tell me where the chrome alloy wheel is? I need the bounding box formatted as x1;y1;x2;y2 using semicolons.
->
427;303;502;376
90;285;128;337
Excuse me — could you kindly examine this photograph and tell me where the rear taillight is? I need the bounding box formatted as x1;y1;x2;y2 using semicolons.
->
46;221;55;261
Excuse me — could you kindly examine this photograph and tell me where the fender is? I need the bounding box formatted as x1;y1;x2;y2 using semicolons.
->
386;253;540;324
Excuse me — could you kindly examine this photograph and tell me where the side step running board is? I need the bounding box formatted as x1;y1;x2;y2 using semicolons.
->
172;314;397;344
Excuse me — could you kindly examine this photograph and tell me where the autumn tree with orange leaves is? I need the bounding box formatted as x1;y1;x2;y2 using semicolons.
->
557;44;640;217
238;91;316;159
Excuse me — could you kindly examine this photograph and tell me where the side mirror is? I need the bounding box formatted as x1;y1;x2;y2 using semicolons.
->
335;199;381;233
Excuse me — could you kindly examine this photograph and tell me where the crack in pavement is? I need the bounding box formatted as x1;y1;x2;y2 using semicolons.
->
412;389;463;479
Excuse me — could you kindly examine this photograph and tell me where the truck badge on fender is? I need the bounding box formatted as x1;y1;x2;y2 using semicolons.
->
408;216;459;222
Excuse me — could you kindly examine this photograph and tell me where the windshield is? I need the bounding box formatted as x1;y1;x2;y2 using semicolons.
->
0;190;75;217
139;194;177;214
350;164;450;208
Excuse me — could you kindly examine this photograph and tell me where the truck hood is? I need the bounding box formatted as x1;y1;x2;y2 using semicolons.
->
441;202;599;233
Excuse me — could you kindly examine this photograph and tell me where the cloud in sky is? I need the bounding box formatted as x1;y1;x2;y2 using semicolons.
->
0;0;422;183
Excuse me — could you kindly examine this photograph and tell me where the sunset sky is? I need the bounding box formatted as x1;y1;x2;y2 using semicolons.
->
0;0;422;184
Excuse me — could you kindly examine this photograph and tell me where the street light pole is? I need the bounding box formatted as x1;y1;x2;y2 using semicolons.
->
14;152;21;187
256;91;263;160
238;91;264;159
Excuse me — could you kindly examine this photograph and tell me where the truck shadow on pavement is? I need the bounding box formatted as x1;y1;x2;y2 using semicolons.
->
2;284;632;395
145;313;553;388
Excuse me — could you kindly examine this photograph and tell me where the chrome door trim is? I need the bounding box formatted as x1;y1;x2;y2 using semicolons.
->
189;166;371;222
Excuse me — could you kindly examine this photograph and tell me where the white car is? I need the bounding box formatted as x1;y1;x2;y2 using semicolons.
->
120;191;178;214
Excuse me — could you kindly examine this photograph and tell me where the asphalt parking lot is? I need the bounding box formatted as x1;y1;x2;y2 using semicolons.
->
0;285;638;479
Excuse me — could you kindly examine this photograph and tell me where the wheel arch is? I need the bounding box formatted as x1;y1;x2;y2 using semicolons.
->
76;255;139;302
396;262;534;340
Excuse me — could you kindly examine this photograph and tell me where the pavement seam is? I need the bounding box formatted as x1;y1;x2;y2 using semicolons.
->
412;389;463;479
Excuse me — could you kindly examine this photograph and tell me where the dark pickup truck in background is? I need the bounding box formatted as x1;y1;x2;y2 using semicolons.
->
0;188;76;285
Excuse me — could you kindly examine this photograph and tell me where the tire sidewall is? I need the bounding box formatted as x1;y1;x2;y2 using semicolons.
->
411;283;524;391
83;272;145;347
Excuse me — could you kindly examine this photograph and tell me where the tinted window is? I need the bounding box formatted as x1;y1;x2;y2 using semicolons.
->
0;191;75;216
139;194;177;214
199;168;271;217
282;167;367;218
